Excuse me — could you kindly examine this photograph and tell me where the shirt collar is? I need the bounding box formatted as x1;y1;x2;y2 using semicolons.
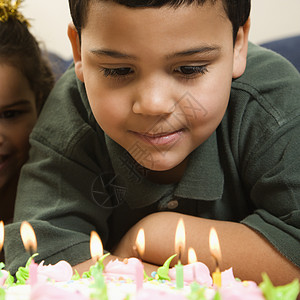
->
174;131;224;200
105;131;224;209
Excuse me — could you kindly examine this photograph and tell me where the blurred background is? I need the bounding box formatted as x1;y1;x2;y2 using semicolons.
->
21;0;300;61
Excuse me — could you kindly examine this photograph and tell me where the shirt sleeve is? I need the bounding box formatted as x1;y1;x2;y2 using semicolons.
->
228;43;300;268
241;118;300;267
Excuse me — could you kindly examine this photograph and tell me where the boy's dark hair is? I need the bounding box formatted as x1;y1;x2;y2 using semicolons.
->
69;0;250;42
0;18;54;113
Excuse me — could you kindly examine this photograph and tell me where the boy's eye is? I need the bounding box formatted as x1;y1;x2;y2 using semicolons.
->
99;65;208;80
100;67;133;77
175;65;208;76
0;110;23;119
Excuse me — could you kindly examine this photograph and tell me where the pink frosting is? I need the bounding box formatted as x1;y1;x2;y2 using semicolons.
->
104;258;143;280
169;262;213;286
31;283;88;300
0;270;9;286
136;288;186;300
36;260;73;282
220;268;264;300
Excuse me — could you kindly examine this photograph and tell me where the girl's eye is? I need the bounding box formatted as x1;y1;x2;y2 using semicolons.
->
100;67;133;78
0;110;23;119
175;65;208;76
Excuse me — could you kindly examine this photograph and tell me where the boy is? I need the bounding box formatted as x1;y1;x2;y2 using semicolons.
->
5;0;300;286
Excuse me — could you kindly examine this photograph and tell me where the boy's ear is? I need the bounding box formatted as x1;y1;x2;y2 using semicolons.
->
232;18;250;79
68;23;84;82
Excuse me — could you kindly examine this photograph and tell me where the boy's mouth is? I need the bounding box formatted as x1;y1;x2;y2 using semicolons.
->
131;129;184;146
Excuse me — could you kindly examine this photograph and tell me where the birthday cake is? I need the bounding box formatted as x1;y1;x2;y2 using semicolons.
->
0;255;299;300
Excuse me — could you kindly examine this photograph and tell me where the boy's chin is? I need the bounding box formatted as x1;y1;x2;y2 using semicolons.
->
138;160;177;172
137;157;188;184
138;156;188;172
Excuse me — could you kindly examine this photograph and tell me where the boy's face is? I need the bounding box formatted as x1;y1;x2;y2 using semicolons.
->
70;1;249;171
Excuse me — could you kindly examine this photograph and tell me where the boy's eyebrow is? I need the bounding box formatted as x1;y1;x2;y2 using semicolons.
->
166;45;221;59
90;45;221;60
90;49;138;59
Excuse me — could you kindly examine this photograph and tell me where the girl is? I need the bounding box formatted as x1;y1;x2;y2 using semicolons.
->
0;0;54;225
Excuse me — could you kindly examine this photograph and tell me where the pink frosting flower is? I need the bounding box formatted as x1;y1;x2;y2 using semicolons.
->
169;262;213;286
220;268;264;300
36;260;73;282
104;258;143;280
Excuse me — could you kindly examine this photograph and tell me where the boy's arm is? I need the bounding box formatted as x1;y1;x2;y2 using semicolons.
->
113;211;300;286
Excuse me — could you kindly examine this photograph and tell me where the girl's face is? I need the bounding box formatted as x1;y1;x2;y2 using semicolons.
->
0;63;38;191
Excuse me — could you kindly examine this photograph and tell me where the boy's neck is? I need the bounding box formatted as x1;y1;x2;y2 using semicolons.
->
144;158;189;185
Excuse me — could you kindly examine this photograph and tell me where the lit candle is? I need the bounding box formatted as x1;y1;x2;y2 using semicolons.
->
20;221;37;257
90;231;108;297
90;231;103;261
90;231;110;272
134;228;145;291
209;227;222;287
175;218;185;289
20;221;38;285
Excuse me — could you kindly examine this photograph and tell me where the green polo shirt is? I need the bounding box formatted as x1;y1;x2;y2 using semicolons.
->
4;43;300;275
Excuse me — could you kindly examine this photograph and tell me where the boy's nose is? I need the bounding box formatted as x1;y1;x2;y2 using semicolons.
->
132;79;176;116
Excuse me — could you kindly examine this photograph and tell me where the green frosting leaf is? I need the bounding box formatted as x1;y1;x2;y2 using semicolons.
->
15;253;39;285
156;254;177;280
15;266;29;285
143;270;153;281
82;269;92;279
71;269;81;280
98;253;110;266
259;273;300;300
0;262;15;286
4;273;14;287
83;263;100;279
83;253;110;279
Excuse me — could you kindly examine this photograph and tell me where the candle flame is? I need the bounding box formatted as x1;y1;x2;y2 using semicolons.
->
0;221;4;251
20;221;37;253
188;247;197;264
90;231;103;261
209;227;222;264
135;228;145;256
175;218;186;259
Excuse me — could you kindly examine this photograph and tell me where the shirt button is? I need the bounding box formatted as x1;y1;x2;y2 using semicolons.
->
167;200;178;210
